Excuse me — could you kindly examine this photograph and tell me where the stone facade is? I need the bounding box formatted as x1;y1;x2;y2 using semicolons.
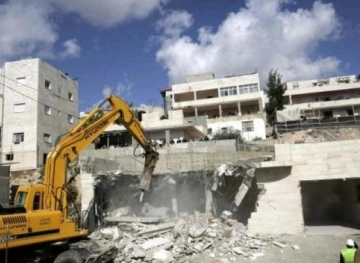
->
248;140;360;234
0;58;78;171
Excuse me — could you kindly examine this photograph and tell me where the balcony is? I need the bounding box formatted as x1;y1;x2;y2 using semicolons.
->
207;113;262;123
172;92;262;109
286;82;360;96
285;97;360;110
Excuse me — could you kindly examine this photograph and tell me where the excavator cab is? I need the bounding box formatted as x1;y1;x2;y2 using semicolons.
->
0;94;159;263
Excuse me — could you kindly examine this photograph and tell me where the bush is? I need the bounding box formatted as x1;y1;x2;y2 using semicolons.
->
160;114;168;120
213;127;243;141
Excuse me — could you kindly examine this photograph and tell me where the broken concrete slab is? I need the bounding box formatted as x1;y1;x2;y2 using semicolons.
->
105;216;163;224
189;222;207;238
292;244;300;250
140;237;172;250
152;249;174;262
130;245;146;259
136;222;175;236
220;210;233;221
233;247;248;256
273;241;287;248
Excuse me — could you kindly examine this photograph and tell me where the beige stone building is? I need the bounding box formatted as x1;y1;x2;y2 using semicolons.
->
0;58;78;171
278;74;360;121
164;72;267;141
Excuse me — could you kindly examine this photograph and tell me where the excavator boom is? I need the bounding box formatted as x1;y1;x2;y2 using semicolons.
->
0;94;159;263
44;94;159;212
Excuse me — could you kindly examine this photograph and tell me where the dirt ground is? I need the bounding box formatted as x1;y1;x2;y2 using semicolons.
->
279;127;360;144
189;233;359;263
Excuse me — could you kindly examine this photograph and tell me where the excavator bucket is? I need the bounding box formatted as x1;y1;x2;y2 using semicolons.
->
138;152;159;192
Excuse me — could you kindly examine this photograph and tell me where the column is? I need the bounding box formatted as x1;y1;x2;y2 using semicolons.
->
258;98;264;113
219;105;222;117
237;102;242;116
195;107;198;118
258;98;265;121
289;95;293;105
165;129;171;146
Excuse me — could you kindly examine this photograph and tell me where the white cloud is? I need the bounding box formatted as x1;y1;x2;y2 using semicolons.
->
155;0;342;85
50;0;168;27
156;10;193;37
101;74;134;102
0;0;82;64
59;39;81;58
0;0;57;64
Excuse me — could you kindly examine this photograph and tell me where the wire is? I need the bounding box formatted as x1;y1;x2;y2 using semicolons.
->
2;74;95;109
2;83;82;120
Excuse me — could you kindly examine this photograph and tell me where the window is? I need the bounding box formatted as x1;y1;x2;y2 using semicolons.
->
239;83;258;94
13;132;24;143
43;153;48;165
220;86;237;97
45;80;51;90
68;92;73;101
68;115;74;124
33;192;41;210
207;128;212;135
221;127;228;133
242;121;254;132
347;109;354;116
16;77;26;87
6;154;14;161
15;192;27;206
14;103;25;113
45;105;51;115
43;133;51;143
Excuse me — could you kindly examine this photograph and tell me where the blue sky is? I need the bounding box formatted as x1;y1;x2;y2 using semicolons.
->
0;0;359;112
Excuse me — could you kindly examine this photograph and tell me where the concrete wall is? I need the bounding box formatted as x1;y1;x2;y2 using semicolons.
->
37;60;78;166
248;140;360;235
1;59;40;170
81;140;270;176
0;58;78;171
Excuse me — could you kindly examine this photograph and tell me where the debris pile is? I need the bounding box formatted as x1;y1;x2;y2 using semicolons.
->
89;210;276;262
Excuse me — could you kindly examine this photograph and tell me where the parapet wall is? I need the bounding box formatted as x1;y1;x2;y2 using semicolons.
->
82;139;270;174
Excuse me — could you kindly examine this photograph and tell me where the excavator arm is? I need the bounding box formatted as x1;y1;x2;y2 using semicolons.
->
43;94;159;213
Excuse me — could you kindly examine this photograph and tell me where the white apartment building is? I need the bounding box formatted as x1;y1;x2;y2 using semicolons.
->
278;74;360;121
164;72;267;141
0;58;78;171
94;104;208;148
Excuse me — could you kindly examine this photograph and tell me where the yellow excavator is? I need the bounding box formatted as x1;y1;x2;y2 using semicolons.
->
0;95;159;263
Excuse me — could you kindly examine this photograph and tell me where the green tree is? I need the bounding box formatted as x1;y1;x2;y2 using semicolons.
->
264;70;287;126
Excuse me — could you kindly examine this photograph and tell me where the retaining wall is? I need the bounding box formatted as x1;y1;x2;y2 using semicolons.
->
247;140;360;234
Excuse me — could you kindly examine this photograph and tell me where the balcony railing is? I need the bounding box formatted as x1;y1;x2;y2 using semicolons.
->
275;116;360;134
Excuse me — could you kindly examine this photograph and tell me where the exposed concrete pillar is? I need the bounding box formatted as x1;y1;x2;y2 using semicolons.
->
237;102;242;116
195;107;198;117
194;91;197;100
219;104;222;117
165;129;171;146
289;95;293;105
106;134;110;148
205;188;215;216
172;198;178;217
234;168;255;207
258;98;264;113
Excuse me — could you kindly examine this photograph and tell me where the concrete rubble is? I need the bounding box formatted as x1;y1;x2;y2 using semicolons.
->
88;210;280;263
86;161;287;262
